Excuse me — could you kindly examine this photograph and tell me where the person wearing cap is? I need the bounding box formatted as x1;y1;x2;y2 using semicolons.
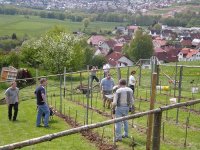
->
129;70;136;94
112;79;134;142
34;78;50;127
100;73;115;108
103;63;110;77
5;81;19;121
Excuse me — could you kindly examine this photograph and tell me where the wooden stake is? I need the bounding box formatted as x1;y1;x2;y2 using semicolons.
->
146;73;157;150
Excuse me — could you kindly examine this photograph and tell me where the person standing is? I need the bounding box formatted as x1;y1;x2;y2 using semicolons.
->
129;70;136;94
112;79;134;142
5;81;19;121
35;78;50;127
100;73;115;108
90;66;99;83
103;63;110;77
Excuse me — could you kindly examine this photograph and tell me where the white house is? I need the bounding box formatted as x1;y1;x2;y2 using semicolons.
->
106;51;133;67
192;39;200;46
178;48;200;61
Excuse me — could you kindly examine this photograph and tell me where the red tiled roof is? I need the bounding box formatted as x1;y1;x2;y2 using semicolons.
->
127;26;139;30
113;43;123;53
106;52;123;66
186;50;199;58
87;35;106;46
180;39;192;47
181;48;199;58
104;39;117;49
153;39;167;47
154;47;165;53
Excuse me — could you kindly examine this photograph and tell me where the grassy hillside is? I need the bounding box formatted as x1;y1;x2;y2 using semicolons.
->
0;14;127;38
0;65;200;149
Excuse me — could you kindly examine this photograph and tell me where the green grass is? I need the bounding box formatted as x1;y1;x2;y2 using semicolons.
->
0;14;127;38
0;65;200;149
0;99;97;150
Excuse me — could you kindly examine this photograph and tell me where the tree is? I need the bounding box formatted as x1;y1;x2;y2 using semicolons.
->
21;26;87;73
127;30;153;61
91;55;107;68
82;18;90;30
152;23;162;30
7;51;20;68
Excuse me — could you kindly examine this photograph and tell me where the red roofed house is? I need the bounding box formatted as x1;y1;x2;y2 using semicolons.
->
113;43;123;53
127;25;139;36
87;35;106;47
180;37;192;48
99;39;117;55
154;45;179;62
153;37;167;48
106;52;133;67
178;48;200;61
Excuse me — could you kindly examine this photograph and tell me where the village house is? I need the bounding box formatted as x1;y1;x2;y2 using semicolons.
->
127;25;139;36
106;51;133;67
178;48;200;61
87;35;106;47
180;37;192;48
154;45;179;63
153;37;167;48
99;39;117;55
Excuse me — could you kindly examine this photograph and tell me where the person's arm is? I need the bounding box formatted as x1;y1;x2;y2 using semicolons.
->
5;96;9;105
112;92;118;107
41;88;46;102
17;88;19;103
5;89;9;105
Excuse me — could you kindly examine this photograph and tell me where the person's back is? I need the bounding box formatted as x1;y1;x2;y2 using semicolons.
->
112;79;134;142
115;87;133;107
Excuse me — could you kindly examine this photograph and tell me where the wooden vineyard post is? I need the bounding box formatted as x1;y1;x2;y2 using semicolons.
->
152;112;162;150
146;73;157;150
176;66;183;124
63;67;66;98
139;60;142;86
60;74;62;113
126;66;130;86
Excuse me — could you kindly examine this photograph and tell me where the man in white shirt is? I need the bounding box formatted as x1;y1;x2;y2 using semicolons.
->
129;70;136;94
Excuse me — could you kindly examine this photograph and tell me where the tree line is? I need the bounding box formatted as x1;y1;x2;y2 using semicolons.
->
0;5;200;27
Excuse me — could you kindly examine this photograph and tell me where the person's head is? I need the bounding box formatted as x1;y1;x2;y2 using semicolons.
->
106;73;111;80
92;66;96;69
40;78;47;86
131;70;136;75
119;79;126;87
10;81;17;89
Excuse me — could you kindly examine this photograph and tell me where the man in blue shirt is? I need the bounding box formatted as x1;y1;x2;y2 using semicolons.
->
100;73;114;108
34;78;50;127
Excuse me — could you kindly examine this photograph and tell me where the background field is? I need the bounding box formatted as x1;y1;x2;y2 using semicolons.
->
0;14;127;38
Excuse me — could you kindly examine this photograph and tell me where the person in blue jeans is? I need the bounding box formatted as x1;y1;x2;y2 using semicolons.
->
112;79;134;142
34;78;50;127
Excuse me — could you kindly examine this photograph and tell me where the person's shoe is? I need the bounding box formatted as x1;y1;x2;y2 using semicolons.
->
122;135;129;138
44;125;50;128
115;139;122;142
13;119;18;122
